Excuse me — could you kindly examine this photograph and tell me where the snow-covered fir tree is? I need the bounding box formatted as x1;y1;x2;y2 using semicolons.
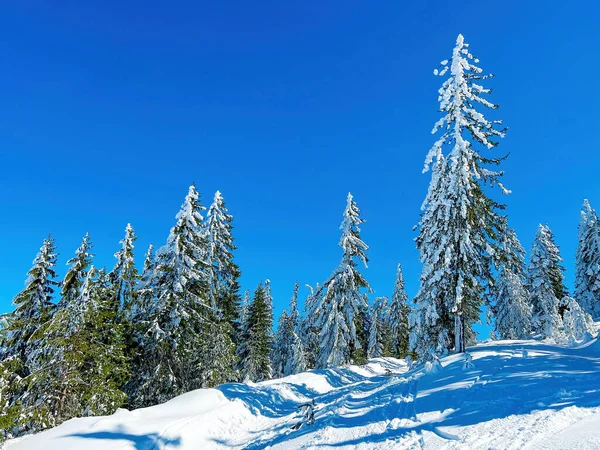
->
1;235;58;363
0;236;59;438
389;264;411;358
240;282;273;382
527;224;564;341
412;34;508;359
60;233;94;306
410;156;452;360
574;200;600;318
561;296;596;344
130;185;213;407
494;269;532;339
134;243;156;316
367;297;390;358
110;223;139;319
272;282;305;378
308;193;371;369
206;191;242;333
299;283;320;370
494;226;532;339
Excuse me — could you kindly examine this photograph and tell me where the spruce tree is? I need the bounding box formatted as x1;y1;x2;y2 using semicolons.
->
575;200;600;318
61;233;94;306
1;235;58;364
389;264;411;358
410;156;453;360
110;223;139;319
272;282;305;378
240;282;273;382
527;224;564;341
413;34;507;358
494;269;532;340
494;226;532;340
130;185;211;407
561;296;596;344
367;297;391;359
134;243;156;316
300;283;321;370
308;193;371;369
206;190;242;335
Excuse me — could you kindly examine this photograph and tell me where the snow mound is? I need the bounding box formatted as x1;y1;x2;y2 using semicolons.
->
5;340;600;449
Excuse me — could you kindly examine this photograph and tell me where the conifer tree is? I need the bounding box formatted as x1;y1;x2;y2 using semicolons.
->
206;190;242;335
527;224;564;341
367;297;391;359
494;226;532;339
236;289;252;375
561;296;596;344
389;264;411;358
1;235;58;364
240;282;273;382
110;223;139;319
272;282;305;378
494;269;532;340
130;185;211;407
412;34;508;358
575;200;600;318
134;243;156;316
300;283;320;370
61;233;94;306
410;157;452;361
308;193;371;369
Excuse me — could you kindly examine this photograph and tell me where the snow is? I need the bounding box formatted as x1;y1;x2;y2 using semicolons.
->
6;337;600;449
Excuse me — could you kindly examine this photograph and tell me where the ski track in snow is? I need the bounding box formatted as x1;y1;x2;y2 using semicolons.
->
5;339;600;450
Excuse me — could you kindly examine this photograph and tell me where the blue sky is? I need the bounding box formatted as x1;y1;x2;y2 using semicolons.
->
1;1;599;337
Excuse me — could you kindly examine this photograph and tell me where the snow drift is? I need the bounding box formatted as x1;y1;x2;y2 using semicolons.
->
5;339;600;449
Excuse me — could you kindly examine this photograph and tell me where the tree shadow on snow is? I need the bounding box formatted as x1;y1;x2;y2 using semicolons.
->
66;428;182;450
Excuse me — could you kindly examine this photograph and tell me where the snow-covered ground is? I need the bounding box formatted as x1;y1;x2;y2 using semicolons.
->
5;338;600;449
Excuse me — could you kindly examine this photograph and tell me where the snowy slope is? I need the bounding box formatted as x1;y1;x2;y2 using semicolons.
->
5;339;600;450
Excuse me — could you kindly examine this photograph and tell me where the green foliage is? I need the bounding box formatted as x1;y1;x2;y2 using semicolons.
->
240;283;273;382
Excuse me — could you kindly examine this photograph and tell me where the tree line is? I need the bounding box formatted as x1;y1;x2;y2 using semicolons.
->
1;33;599;440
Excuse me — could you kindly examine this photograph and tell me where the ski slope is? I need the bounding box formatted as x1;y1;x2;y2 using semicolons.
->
5;338;600;449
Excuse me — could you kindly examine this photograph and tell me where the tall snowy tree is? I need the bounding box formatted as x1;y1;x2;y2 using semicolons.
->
206;190;242;336
300;283;321;370
130;185;212;407
1;235;58;364
0;236;58;438
389;264;411;358
494;269;532;340
494;226;532;340
527;224;564;341
240;282;273;382
308;193;371;369
134;244;156;317
574;200;600;318
412;34;508;359
60;233;94;307
272;282;305;378
110;223;139;319
367;297;391;359
410;157;452;361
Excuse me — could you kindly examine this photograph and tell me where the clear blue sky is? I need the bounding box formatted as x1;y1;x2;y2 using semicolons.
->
1;1;599;338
